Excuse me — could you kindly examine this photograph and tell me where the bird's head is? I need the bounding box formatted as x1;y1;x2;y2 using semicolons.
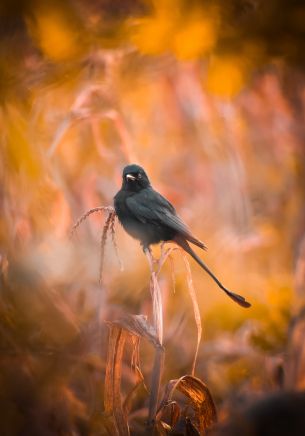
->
122;164;151;191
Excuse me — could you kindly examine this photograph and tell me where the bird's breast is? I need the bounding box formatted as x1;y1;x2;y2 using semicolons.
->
113;190;176;247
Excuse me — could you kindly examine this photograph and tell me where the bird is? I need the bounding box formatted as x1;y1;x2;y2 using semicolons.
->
114;164;251;308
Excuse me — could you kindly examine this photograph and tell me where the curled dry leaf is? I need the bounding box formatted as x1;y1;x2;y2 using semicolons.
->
156;400;181;429
186;417;201;435
159;375;217;434
155;420;172;435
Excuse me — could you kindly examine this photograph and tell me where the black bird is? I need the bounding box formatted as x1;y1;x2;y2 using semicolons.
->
114;164;251;308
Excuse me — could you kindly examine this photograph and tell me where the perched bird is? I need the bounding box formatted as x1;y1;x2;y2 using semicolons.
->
114;164;251;308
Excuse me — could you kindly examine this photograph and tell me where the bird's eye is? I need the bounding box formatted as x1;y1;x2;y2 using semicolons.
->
138;173;142;179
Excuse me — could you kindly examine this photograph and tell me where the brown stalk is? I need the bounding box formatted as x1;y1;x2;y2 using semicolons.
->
144;248;166;429
182;252;202;377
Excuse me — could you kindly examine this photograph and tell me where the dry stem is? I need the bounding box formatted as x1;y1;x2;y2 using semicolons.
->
69;206;115;239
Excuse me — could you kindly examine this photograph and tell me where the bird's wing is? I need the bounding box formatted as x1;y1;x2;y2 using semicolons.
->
125;189;192;236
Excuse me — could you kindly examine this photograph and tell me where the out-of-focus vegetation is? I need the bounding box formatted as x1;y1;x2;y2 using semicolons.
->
1;0;305;434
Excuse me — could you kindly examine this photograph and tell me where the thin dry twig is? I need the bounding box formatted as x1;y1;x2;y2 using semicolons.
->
99;211;116;285
110;214;124;272
70;205;123;286
69;206;115;239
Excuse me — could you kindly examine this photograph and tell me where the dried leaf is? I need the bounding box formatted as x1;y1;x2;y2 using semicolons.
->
155;420;172;435
157;400;181;429
113;312;165;428
182;253;202;376
104;324;130;436
123;336;148;415
159;375;217;433
186;417;200;435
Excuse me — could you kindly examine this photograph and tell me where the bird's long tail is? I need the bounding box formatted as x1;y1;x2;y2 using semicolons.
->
174;236;251;308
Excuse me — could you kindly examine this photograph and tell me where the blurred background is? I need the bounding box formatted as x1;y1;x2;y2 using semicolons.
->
1;0;305;434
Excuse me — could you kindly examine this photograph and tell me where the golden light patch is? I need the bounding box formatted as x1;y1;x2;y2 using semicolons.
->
173;16;217;60
206;56;248;97
27;6;79;61
131;2;218;59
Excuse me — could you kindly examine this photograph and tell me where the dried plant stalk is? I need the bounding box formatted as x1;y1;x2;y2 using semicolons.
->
110;214;124;271
168;254;177;294
148;345;165;428
157;244;179;276
70;206;122;286
99;211;116;285
150;272;164;345
144;248;166;427
156;244;202;376
70;206;115;238
182;252;202;376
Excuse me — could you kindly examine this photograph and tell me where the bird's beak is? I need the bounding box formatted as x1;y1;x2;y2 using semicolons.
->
126;174;136;181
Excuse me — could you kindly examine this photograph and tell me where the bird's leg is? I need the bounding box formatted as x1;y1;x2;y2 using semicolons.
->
143;245;156;273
